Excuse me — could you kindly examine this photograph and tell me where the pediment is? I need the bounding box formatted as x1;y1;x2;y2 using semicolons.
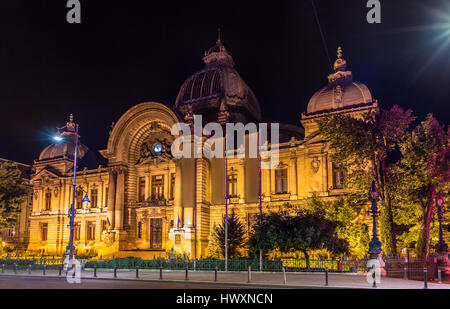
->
31;167;62;183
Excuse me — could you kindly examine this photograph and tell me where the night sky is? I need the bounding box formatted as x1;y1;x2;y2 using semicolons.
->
1;0;449;165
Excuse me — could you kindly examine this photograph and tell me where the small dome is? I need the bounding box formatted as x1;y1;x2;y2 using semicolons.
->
37;114;106;169
174;35;261;124
38;140;88;161
306;46;373;115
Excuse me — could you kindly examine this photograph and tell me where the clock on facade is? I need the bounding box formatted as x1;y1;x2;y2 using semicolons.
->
153;143;163;154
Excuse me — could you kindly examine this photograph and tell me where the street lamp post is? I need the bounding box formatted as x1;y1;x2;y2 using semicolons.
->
53;115;89;263
436;195;448;254
435;194;450;279
368;180;382;259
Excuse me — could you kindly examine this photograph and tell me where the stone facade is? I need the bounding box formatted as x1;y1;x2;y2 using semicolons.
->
24;43;387;259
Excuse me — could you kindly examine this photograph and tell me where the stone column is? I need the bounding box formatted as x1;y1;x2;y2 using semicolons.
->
115;169;125;230
173;160;182;228
107;171;117;229
144;174;150;200
289;156;298;198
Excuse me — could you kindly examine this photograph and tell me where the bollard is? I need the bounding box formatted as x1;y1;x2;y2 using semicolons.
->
325;268;329;286
282;266;286;285
159;265;163;280
114;266;118;278
1;264;4;274
28;264;32;275
438;269;442;284
94;264;97;278
185;266;189;280
14;263;17;275
404;267;407;280
59;265;62;277
247;266;252;283
136;266;139;279
372;266;377;288
43;265;46;276
214;266;218;282
423;267;428;289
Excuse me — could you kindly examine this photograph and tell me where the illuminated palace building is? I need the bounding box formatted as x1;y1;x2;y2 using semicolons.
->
25;40;378;258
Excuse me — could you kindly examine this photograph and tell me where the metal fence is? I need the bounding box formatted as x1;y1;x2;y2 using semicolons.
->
385;256;438;281
83;257;368;273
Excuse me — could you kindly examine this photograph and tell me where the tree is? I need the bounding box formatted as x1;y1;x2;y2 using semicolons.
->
317;105;415;255
208;212;246;258
395;114;449;258
306;195;370;259
0;161;29;228
248;211;349;268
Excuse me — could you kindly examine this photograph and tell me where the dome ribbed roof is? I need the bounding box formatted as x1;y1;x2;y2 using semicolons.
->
38;139;88;161
174;37;261;124
306;46;373;115
37;114;106;169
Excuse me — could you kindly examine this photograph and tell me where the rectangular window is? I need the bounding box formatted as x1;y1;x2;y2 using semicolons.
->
74;223;81;241
44;191;51;210
105;187;108;208
76;191;83;209
275;168;288;194
87;222;95;241
170;173;175;200
137;221;143;239
332;163;346;189
138;177;146;202
151;175;164;200
227;173;238;197
41;223;48;241
101;220;107;239
90;189;98;208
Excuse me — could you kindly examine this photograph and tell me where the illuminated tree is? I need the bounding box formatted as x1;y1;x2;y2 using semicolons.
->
306;195;370;259
0;161;29;228
317;105;415;255
208;212;246;258
248;211;349;268
395;114;449;258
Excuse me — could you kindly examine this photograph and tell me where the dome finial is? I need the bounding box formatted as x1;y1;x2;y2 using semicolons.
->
337;46;343;59
66;113;76;132
333;45;347;72
217;28;221;44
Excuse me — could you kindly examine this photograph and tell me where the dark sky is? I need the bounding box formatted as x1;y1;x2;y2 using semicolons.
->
1;0;449;164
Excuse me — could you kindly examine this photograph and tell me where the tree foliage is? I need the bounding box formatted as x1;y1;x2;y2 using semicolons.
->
248;210;349;267
393;114;449;257
0;161;29;228
207;211;246;258
306;195;370;259
317;106;415;255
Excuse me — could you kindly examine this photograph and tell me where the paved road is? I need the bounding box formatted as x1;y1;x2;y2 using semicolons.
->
0;269;448;289
0;275;267;289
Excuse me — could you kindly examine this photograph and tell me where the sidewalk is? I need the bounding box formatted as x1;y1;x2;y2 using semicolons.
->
2;268;449;289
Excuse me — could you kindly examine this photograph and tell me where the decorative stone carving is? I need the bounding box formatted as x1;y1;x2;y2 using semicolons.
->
137;126;173;164
311;157;320;173
104;232;115;247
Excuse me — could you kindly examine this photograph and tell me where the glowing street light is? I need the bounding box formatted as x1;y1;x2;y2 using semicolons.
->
53;114;81;264
53;135;63;142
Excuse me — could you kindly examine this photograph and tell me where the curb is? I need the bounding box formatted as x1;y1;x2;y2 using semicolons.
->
0;273;374;289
